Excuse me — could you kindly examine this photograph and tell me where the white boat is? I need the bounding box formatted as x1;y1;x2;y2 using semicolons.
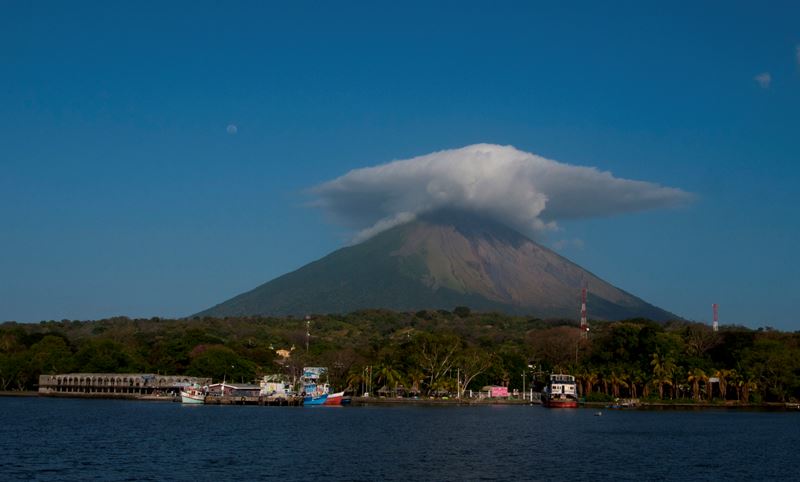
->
541;374;579;408
180;386;205;404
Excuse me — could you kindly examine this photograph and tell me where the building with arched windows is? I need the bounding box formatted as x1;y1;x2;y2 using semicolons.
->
38;373;211;399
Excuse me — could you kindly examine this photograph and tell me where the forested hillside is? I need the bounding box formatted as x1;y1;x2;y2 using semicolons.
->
2;310;798;403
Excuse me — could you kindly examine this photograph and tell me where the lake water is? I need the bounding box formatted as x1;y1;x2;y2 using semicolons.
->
1;397;797;481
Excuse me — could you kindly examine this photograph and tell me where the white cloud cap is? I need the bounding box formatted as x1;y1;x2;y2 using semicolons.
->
312;144;692;242
755;72;772;89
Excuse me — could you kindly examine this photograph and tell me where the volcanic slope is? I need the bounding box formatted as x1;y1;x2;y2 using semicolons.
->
195;213;677;321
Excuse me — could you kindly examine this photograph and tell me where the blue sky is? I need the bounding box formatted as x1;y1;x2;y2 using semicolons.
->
1;2;798;329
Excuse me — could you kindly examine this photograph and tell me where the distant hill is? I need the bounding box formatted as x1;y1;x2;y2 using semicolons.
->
195;211;678;321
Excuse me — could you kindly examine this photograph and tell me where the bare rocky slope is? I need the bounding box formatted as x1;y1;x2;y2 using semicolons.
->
195;212;677;321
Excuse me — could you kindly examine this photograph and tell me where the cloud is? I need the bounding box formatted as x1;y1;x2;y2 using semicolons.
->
755;72;771;89
226;124;238;135
311;144;693;242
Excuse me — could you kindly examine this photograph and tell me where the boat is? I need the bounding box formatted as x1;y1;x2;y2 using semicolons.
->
541;373;579;408
180;385;206;404
324;391;352;406
305;390;329;405
302;367;330;406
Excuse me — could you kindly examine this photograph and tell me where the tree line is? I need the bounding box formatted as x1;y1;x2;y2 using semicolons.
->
1;309;798;403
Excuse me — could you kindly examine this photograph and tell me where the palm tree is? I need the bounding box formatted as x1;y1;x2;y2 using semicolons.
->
713;369;731;401
727;369;742;402
627;369;645;399
671;366;685;399
574;367;587;398
374;363;403;396
687;368;708;401
607;369;628;398
600;369;610;396
650;353;677;400
739;375;758;403
583;370;599;397
346;370;365;395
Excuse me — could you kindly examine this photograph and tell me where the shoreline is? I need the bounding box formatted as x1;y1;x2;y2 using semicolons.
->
351;396;533;406
3;391;798;410
352;396;800;410
0;391;38;397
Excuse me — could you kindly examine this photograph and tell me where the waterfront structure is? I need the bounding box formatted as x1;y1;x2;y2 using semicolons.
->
480;386;509;398
38;373;211;399
207;382;261;397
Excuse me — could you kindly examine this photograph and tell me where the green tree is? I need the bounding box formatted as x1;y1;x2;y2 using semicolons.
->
74;340;135;373
374;363;403;395
455;347;495;398
651;353;677;399
687;368;708;401
30;335;74;375
186;345;255;383
411;332;460;395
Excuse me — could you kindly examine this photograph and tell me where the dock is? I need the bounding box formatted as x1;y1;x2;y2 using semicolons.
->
202;395;304;406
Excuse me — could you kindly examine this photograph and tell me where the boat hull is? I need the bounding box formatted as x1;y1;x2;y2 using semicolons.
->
323;391;347;406
542;398;578;408
304;393;329;405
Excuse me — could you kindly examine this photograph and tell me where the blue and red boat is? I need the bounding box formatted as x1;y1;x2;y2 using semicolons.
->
302;367;330;405
301;367;351;405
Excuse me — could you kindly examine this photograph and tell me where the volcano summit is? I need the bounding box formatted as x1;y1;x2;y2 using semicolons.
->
196;212;677;321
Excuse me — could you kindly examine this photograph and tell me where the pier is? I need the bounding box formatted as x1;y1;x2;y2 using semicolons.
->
203;395;304;406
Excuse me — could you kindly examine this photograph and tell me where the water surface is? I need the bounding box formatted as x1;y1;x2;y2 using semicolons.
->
1;398;796;481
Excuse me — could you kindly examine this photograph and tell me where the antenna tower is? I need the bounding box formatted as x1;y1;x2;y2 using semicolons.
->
712;304;719;332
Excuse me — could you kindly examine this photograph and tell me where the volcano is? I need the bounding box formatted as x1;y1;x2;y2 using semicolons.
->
195;212;677;321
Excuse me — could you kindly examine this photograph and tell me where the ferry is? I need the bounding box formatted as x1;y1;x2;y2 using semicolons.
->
541;374;579;408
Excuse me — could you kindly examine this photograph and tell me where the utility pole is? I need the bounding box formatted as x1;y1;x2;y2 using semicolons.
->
305;316;311;352
580;284;589;339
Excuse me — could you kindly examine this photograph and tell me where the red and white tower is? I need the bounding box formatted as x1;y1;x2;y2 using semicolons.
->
580;285;588;338
712;303;719;332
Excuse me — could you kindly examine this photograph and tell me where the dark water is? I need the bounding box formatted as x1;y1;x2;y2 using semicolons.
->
1;398;798;481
